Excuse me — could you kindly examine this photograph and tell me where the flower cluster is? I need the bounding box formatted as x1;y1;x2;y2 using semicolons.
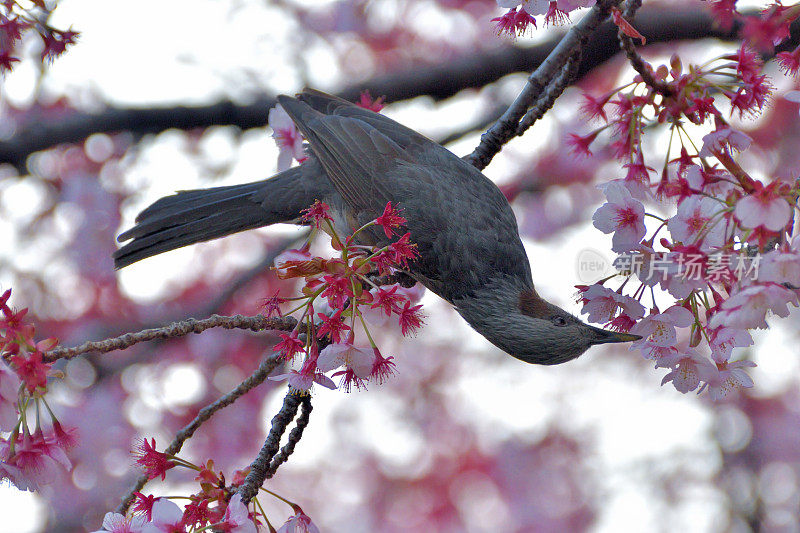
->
491;0;596;37
93;438;319;533
0;1;78;72
0;289;78;492
267;200;424;394
573;31;800;399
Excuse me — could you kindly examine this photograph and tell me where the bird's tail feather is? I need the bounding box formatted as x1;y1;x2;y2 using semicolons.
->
113;166;313;269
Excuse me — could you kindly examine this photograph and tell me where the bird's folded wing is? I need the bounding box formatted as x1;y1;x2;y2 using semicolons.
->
278;95;414;217
296;89;426;150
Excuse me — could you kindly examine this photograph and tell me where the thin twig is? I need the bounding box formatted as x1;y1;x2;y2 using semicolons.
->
465;0;620;171
43;314;297;363
617;0;672;96
116;351;285;514
237;391;310;504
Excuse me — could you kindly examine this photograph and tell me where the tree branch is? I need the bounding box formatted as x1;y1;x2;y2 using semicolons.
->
0;8;753;170
43;314;297;363
617;0;673;96
465;0;618;170
236;391;313;505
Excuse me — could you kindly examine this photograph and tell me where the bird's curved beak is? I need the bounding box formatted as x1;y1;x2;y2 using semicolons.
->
587;325;641;345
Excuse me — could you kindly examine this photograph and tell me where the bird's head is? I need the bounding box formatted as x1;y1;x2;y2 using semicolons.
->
455;284;640;365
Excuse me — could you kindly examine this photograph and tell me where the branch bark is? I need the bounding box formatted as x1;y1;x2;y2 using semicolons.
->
44;314;297;363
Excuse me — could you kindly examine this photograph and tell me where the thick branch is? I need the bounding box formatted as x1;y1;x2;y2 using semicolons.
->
0;8;750;170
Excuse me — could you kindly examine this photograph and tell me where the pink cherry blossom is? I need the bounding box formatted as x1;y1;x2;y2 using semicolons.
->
317;342;375;378
698;127;752;158
497;0;594;16
708;327;753;363
220;494;257;533
630;306;694;349
658;250;709;299
592;182;646;252
578;283;645;323
277;508;320;533
636;340;679;364
269;369;336;392
757;247;800;287
660;351;715;393
709;283;798;330
734;182;792;232
498;0;548;16
268;104;306;171
619;152;654;200
141;499;184;533
683;165;735;197
667;195;727;251
698;360;756;400
92;512;146;533
3;431;66;491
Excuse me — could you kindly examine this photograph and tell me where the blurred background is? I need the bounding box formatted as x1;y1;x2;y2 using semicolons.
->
2;0;800;531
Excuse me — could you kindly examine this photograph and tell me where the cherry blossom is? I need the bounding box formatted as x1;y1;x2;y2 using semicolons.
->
269;369;336;393
708;327;753;363
734;181;792;232
578;283;645;324
277;508;320;533
758;247;800;287
620;152;654;200
375;202;407;238
317;309;350;344
396;300;425;336
683;165;734;197
317;341;375;378
92;512;146;533
269;104;306;171
709;283;798;330
660;351;714;393
630;306;694;350
667;195;727;251
300;200;334;228
370;347;397;384
219;494;257;533
133;438;175;481
274;332;306;361
698;128;752;158
698;360;756;400
141;499;185;533
592;182;646;252
2;430;66;491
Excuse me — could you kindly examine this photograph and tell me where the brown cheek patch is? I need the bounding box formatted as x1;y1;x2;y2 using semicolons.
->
519;289;550;319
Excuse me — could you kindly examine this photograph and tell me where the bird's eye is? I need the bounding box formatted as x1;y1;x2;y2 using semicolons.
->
551;315;568;327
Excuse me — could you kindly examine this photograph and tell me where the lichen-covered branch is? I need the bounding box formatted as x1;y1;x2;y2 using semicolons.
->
44;314;297;363
236;391;313;504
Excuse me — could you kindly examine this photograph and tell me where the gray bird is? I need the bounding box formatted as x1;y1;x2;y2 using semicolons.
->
114;89;638;365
